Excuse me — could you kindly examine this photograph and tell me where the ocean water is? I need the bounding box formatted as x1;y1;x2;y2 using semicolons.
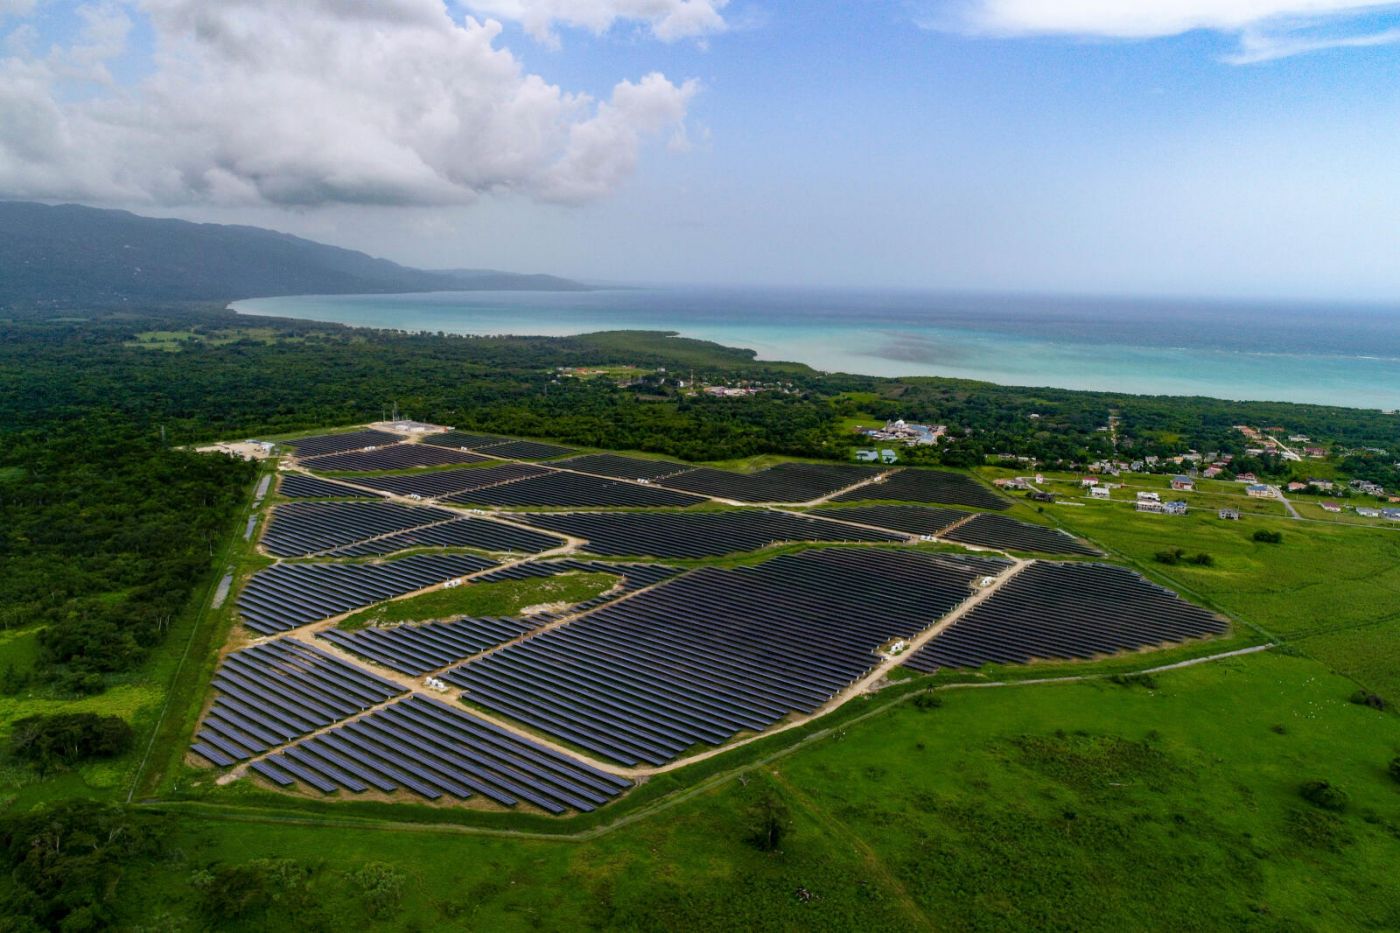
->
232;287;1400;410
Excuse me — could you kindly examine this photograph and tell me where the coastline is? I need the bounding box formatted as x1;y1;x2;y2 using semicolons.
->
231;289;1400;411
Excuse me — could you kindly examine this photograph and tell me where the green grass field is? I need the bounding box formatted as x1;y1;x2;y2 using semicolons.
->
337;572;619;630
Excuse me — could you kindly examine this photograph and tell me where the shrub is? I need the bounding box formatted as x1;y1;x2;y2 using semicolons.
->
1300;780;1349;812
1349;690;1387;711
1187;552;1214;567
1154;549;1184;565
1252;529;1283;544
1388;757;1400;784
912;692;944;711
353;862;405;919
8;712;133;773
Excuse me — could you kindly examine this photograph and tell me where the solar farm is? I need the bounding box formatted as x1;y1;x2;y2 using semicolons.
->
190;423;1233;816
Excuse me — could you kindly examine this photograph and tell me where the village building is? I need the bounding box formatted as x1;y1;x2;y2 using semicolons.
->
1218;508;1241;520
1246;484;1273;498
1171;475;1195;492
1320;502;1342;513
1089;485;1110;500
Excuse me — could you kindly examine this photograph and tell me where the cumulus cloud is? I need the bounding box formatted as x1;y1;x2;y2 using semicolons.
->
0;0;699;206
926;0;1400;61
463;0;728;43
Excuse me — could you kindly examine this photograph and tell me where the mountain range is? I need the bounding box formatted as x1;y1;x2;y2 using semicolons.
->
0;201;587;306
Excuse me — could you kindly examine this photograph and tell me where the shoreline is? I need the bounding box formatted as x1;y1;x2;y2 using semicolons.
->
230;292;1400;412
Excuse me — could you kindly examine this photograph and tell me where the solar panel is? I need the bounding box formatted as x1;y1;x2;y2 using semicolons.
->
446;548;1008;765
902;562;1226;673
516;510;903;559
829;468;1010;510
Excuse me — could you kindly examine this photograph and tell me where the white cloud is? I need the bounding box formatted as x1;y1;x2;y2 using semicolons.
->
0;0;699;206
928;0;1400;61
463;0;728;43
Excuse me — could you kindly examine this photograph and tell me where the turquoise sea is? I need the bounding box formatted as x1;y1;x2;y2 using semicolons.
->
232;287;1400;410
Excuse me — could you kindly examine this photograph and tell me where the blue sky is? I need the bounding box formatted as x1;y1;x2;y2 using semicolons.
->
4;1;1400;300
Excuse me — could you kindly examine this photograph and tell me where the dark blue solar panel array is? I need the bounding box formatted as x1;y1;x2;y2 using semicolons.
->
809;504;969;536
238;553;496;634
323;517;566;557
829;468;1010;510
190;639;405;767
423;431;509;449
445;471;704;508
475;439;578;460
253;694;631;813
940;513;1102;556
656;462;880;503
517;509;904;559
279;473;385;500
302;443;490;472
286;429;402;457
902;562;1227;673
319;617;539;675
261;501;457;557
446;548;1008;765
349;463;548;498
554;454;693;481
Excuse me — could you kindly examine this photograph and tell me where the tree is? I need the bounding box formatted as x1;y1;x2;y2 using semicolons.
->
8;713;133;774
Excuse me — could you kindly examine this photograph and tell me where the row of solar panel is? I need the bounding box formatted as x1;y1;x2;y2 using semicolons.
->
279;473;384;499
445;471;703;509
191;639;405;766
302;443;489;472
348;463;547;498
319;616;539;675
252;695;631;813
901;562;1227;672
238;553;495;634
447;548;1008;765
518;509;904;559
811;505;1101;556
322;516;564;558
260;501;457;557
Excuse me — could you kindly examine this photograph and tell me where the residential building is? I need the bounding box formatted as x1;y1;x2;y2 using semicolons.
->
1089;485;1110;500
1218;508;1241;520
1320;502;1342;513
1171;475;1195;492
1246;484;1273;498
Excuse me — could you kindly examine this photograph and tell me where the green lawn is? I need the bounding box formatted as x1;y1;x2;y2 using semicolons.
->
337;572;619;630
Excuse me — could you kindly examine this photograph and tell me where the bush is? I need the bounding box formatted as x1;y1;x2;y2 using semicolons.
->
1252;529;1283;544
1389;757;1400;784
1110;673;1159;690
1300;779;1349;812
353;862;405;919
1349;690;1387;711
1187;552;1214;567
1154;549;1184;566
912;692;944;711
8;712;133;773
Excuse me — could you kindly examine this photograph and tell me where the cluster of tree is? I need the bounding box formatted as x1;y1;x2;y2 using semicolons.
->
1154;549;1215;567
0;801;163;931
0;425;255;693
8;713;133;774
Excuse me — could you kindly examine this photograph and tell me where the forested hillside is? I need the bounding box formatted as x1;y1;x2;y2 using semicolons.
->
0;201;585;307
